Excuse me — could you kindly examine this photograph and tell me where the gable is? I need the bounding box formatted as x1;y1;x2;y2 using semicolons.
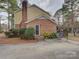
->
27;5;51;21
31;5;51;16
14;4;51;24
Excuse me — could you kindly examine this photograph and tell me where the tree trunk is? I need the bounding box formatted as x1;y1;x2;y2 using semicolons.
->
0;17;1;32
7;0;10;30
11;14;14;29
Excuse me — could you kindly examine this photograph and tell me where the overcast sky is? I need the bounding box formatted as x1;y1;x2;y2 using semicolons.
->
28;0;64;15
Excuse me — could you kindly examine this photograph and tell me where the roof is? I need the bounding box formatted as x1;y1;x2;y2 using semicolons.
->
14;4;51;16
25;17;57;25
30;4;51;16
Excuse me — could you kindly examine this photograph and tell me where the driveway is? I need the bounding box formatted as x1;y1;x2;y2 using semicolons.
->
0;40;79;59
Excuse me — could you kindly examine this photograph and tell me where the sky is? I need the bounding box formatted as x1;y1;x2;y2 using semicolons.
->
28;0;64;15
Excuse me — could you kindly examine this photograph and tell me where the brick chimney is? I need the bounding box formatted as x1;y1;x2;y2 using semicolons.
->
20;0;28;28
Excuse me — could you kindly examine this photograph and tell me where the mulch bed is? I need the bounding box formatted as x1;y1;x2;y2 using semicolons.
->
0;33;38;45
0;38;38;45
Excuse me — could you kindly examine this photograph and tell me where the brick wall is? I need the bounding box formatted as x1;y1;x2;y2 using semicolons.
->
27;19;57;35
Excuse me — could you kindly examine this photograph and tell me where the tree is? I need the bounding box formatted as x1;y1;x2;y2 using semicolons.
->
0;0;19;29
54;9;62;25
62;0;79;36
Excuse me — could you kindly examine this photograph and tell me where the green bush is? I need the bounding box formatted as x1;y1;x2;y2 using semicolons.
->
5;28;34;39
43;32;57;39
5;29;19;38
20;28;35;40
50;33;57;39
0;27;3;33
18;28;27;36
0;31;3;33
5;32;12;38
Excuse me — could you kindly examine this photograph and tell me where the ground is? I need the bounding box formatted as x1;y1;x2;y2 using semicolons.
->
0;40;79;59
68;33;79;42
0;33;79;59
0;33;38;44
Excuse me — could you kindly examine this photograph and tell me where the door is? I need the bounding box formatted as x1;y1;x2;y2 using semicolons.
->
35;25;40;35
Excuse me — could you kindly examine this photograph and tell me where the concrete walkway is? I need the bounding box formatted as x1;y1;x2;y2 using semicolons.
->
0;40;79;59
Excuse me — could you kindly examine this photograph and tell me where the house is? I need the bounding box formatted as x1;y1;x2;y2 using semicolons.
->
14;0;57;36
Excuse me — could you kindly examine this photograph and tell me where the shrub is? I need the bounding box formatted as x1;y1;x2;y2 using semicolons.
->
18;28;27;36
63;29;68;37
0;31;3;33
5;28;34;39
10;29;19;37
20;28;35;40
5;29;19;38
43;32;50;39
0;27;3;33
43;32;57;39
5;32;12;38
50;33;57;39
